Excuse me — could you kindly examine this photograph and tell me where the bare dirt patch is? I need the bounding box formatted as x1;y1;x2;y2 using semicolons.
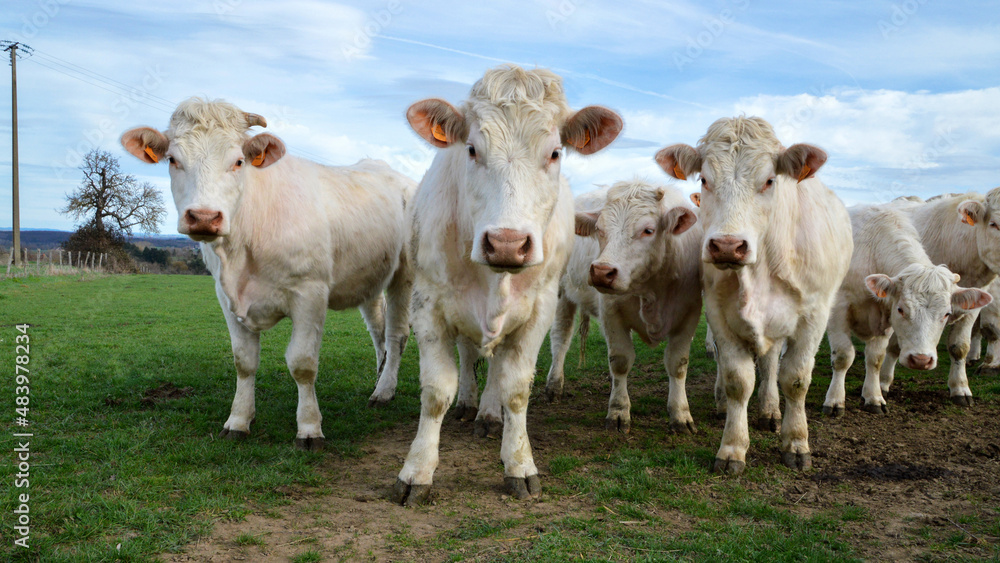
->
163;365;1000;561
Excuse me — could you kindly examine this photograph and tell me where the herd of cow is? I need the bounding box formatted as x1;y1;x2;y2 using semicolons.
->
119;64;1000;505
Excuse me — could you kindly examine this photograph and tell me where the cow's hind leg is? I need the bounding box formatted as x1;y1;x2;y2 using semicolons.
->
286;298;328;451
454;337;480;422
755;343;782;431
823;300;854;417
545;295;578;403
220;296;261;441
360;295;388;401
368;262;413;406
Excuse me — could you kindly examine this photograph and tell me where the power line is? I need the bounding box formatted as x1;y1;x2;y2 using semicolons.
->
25;57;175;113
31;48;178;108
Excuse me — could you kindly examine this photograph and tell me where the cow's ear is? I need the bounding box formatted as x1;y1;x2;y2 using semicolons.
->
575;211;600;237
662;206;698;236
563;106;623;155
777;143;827;182
958;200;986;226
407;98;467;148
243;133;286;168
121;127;169;164
689;192;701;207
865;274;895;300
655;144;701;181
953;288;992;310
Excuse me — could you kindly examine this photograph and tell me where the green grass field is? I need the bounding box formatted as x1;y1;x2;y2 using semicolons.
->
1;274;997;561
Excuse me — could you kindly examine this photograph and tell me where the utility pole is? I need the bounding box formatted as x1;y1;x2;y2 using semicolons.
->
2;41;31;267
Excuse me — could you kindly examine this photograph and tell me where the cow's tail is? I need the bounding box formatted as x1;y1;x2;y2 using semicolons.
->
577;312;590;368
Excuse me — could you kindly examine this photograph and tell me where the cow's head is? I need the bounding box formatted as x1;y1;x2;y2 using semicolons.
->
575;181;697;293
957;187;1000;274
867;264;991;370
407;65;622;271
655;116;825;270
121;98;285;242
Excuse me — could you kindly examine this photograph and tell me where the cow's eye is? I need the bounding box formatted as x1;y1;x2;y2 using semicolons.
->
551;150;560;161
763;177;775;191
944;312;951;320
166;156;175;164
235;159;244;168
699;177;711;192
643;228;655;236
990;221;999;230
897;307;905;317
468;145;476;158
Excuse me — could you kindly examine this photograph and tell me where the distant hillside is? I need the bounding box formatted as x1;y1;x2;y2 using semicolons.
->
0;230;198;250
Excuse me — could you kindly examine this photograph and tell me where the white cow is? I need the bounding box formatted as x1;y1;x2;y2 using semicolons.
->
121;98;415;450
545;181;703;434
391;65;622;505
885;189;1000;405
656;116;853;475
823;204;991;416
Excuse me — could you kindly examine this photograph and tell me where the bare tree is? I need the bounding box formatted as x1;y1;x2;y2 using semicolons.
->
61;149;166;236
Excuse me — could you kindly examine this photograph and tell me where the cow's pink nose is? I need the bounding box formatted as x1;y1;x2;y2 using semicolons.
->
482;229;532;268
905;354;934;370
708;236;749;264
590;264;618;289
185;209;223;237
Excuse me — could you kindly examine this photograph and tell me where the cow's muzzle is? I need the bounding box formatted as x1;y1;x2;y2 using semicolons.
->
481;229;533;270
589;263;619;293
903;353;936;370
707;235;750;268
183;208;224;241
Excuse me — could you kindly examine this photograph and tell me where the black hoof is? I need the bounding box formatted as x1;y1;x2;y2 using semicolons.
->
294;436;325;451
505;475;542;500
822;405;844;418
713;458;746;476
977;365;1000;376
781;451;812;471
391;478;432;506
714;410;727;421
474;417;503;439
453;405;478;422
545;387;562;404
604;416;631;434
367;395;393;408
951;395;973;407
670;420;698;435
219;428;249;441
755;416;781;432
861;403;888;415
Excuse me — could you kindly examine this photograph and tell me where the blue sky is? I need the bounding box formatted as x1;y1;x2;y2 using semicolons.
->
1;0;998;232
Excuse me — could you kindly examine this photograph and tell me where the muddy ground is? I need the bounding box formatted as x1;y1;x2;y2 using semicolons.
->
162;362;1000;562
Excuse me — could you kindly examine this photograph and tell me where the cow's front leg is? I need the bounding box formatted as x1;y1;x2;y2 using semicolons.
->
777;329;823;472
755;342;782;431
220;296;260;440
286;297;328;451
824;301;855;417
360;296;389;406
544;295;578;403
602;312;635;433
879;333;900;396
392;318;457;506
454;336;480;422
666;311;699;434
947;313;976;406
861;334;890;414
714;338;755;475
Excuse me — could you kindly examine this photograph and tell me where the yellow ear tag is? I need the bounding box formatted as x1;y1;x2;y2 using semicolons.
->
252;152;266;167
962;212;976;226
797;164;812;182
673;163;686;180
144;146;159;163
431;122;447;143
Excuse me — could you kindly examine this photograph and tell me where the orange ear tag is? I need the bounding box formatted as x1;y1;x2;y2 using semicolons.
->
673;163;686;180
431;123;447;143
144;146;159;163
877;289;887;298
962;212;976;226
252;152;266;166
797;164;812;182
